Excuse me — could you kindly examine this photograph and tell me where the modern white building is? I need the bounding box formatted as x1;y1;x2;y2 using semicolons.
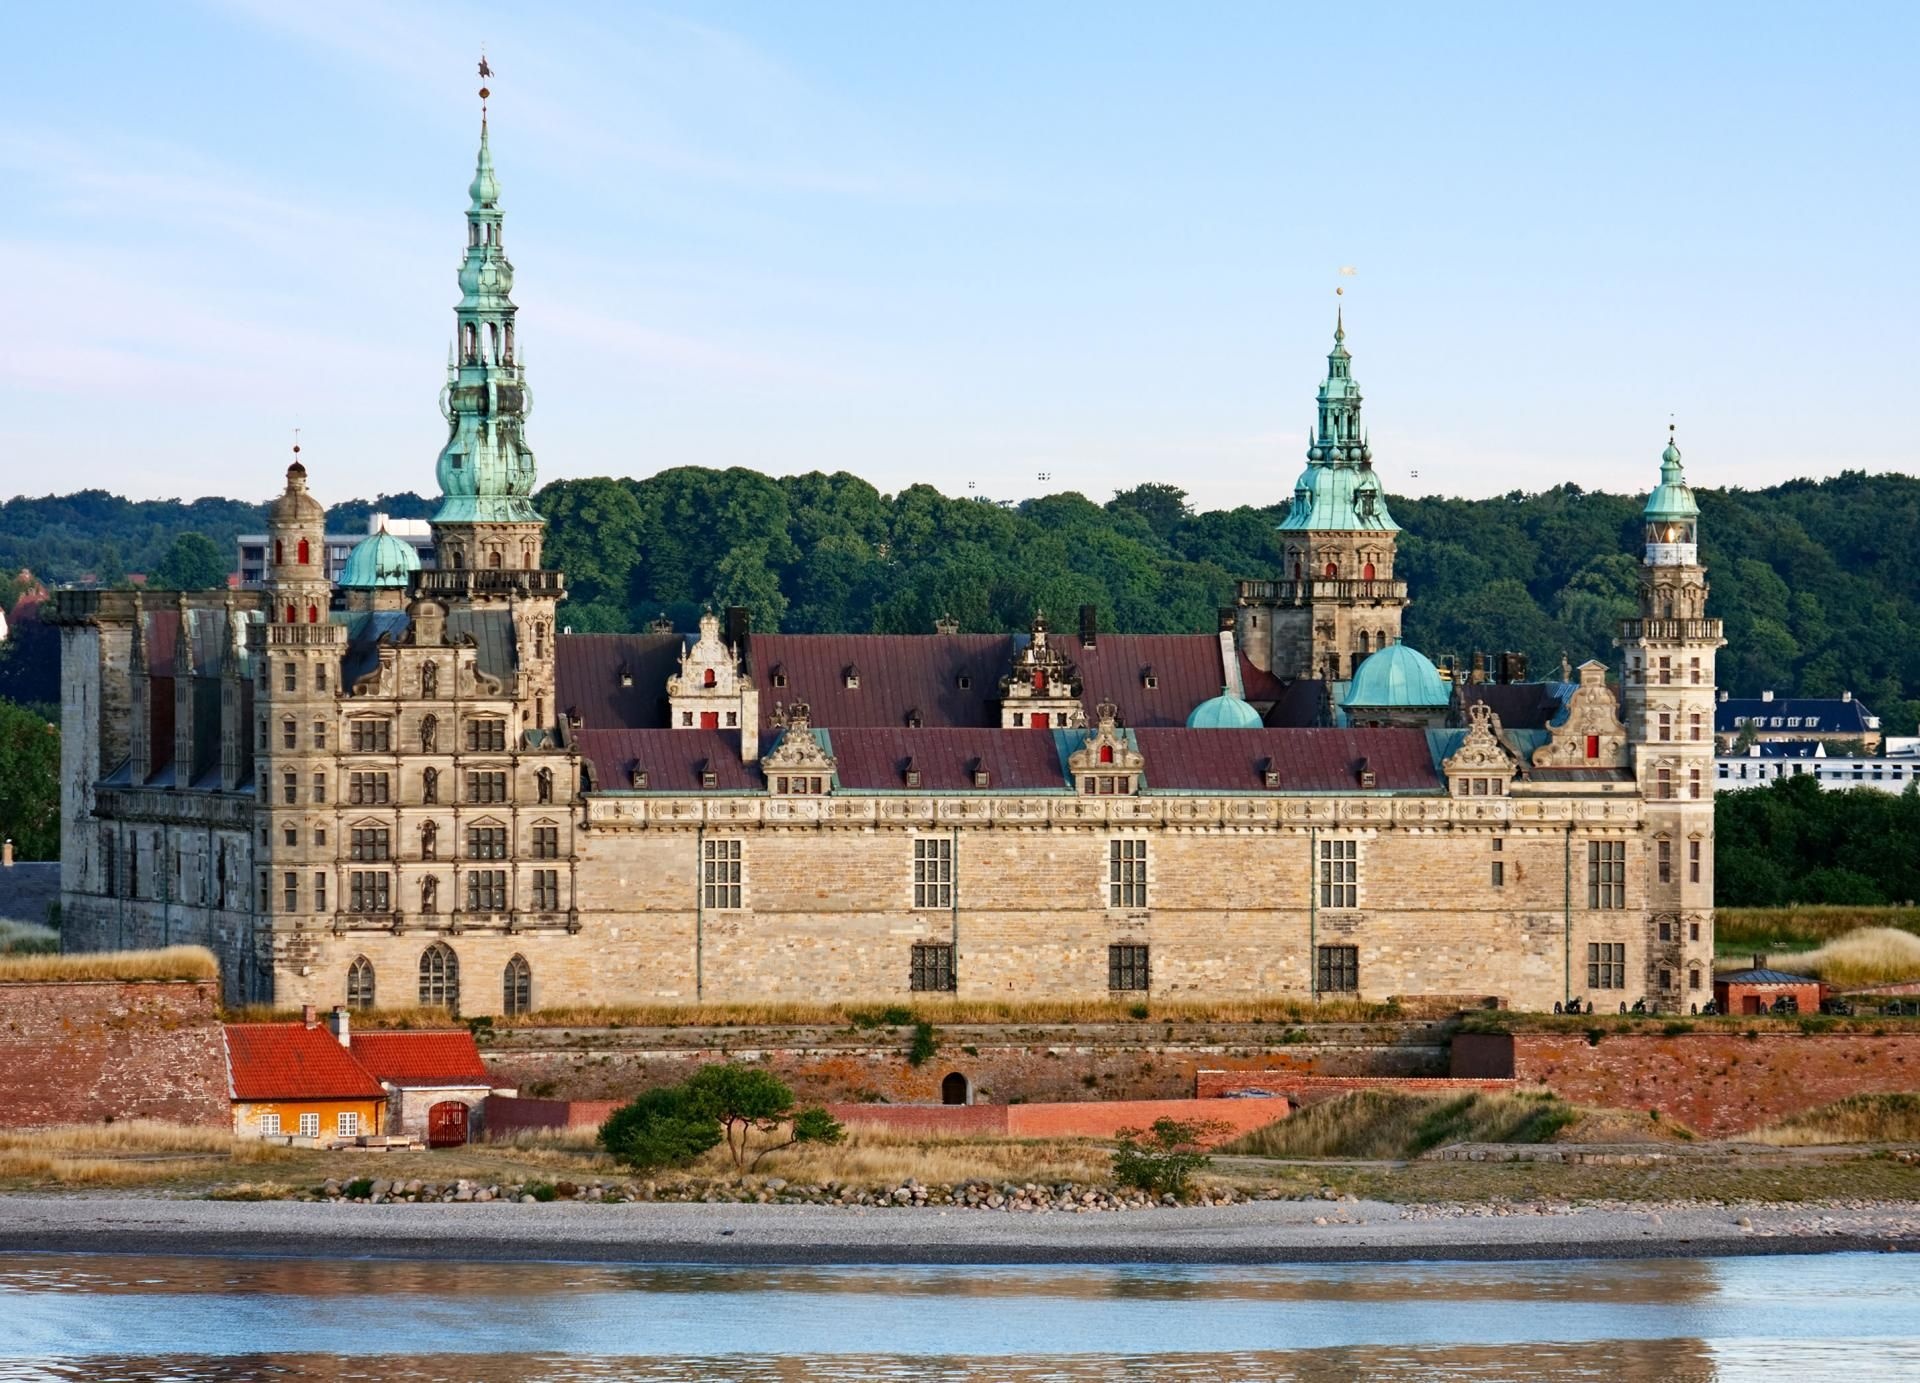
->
1715;739;1920;792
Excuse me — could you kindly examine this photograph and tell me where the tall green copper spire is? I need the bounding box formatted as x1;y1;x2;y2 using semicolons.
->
1278;307;1398;533
433;86;540;538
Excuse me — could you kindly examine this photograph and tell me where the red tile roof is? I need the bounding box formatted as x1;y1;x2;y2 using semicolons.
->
828;727;1070;791
224;1023;386;1102
1134;728;1446;793
574;728;760;790
350;1030;494;1087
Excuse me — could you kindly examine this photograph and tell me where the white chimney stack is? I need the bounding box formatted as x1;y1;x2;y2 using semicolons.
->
1843;690;1853;703
1761;690;1774;703
328;1005;351;1048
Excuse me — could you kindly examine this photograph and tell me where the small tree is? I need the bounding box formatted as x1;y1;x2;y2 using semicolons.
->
152;532;230;590
598;1085;723;1171
1110;1117;1228;1198
684;1063;844;1170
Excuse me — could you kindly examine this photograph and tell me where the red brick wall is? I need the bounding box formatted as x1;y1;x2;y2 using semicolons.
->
1196;1070;1515;1103
1455;1031;1920;1137
0;980;229;1129
484;1095;621;1138
828;1098;1286;1146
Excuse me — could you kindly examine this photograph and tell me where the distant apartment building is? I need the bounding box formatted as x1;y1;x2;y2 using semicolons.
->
234;515;435;589
1715;738;1920;792
1714;689;1881;753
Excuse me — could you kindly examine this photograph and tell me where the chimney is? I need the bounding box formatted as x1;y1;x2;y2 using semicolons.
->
1761;689;1774;703
1079;604;1097;649
327;1005;351;1048
1753;953;1768;971
1;839;11;868
302;1003;317;1029
1470;652;1487;685
1843;690;1853;703
1718;689;1729;702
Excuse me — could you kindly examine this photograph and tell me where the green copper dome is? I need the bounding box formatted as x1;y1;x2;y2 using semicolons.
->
340;527;421;588
1277;312;1399;534
1186;687;1264;729
1643;438;1700;522
1343;643;1450;709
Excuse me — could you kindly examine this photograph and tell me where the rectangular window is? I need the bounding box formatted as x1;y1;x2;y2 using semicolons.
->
466;718;507;752
348;871;390;913
1107;943;1150;992
1657;657;1671;686
467;825;508;859
1659;919;1673;941
910;942;956;992
1588;841;1626;909
283;662;297;692
1587;941;1626;989
1657;712;1671;742
1689;967;1702;990
337;1111;359;1137
1689;768;1702;800
258;1112;281;1137
1689;920;1701;942
298;1113;320;1139
284;825;297;847
1659;967;1672;990
349;827;391;861
532;825;560;860
1657;838;1672;884
313;721;326;749
282;719;297;749
312;771;326;803
1319;839;1358;909
1690;657;1701;685
1490;859;1505;887
913;837;953;909
314;872;327;911
466;771;507;804
350;719;391;752
1689;841;1701;884
348;772;390;805
703;838;743;909
532;869;560;910
282;770;297;805
1689;712;1703;742
1317;943;1359;993
283;871;298;911
466;869;507;912
316;665;327;691
1109;838;1148;908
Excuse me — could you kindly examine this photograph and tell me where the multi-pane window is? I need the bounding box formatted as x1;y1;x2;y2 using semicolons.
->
1490;838;1504;888
419;943;459;1011
1587;942;1626;989
1319;839;1358;909
258;1112;281;1137
504;954;533;1016
1689;712;1703;742
703;839;743;909
1689;840;1702;884
282;718;297;749
350;827;390;862
283;661;297;692
1689;967;1702;990
911;942;956;992
350;719;391;752
313;720;327;749
282;771;297;805
467;718;507;752
1689;768;1702;800
1656;767;1673;799
349;871;391;913
337;1112;359;1137
1109;839;1148;908
346;957;374;1010
312;771;327;803
531;870;560;910
466;771;507;804
531;825;560;860
1317;944;1359;993
466;869;507;912
349;772;390;805
914;838;953;909
1588;841;1626;909
283;872;299;911
1107;943;1150;992
1657;838;1672;884
467;826;508;859
298;1113;320;1139
1657;712;1671;742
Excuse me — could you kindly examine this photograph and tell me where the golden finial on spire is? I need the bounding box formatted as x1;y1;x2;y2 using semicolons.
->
478;49;493;115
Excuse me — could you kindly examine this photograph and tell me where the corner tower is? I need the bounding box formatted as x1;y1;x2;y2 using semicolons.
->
1237;309;1408;683
1619;429;1724;1010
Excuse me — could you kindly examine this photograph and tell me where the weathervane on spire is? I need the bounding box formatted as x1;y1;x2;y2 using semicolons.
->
478;50;493;115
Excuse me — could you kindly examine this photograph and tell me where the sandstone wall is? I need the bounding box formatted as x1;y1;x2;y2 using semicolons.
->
0;980;229;1129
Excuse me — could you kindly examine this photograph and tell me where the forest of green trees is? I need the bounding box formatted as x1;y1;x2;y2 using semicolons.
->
1716;774;1920;907
4;467;1918;731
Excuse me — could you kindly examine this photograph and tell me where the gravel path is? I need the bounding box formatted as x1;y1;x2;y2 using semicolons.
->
1;1195;1916;1265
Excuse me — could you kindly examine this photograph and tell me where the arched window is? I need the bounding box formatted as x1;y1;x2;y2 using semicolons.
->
421;714;438;753
450;550;464;570
307;604;319;624
419;942;459;1012
487;323;499;362
422;662;438;698
703;668;716;688
297;538;310;565
420;819;437;859
1357;631;1371;655
285;604;296;624
1099;744;1114;764
488;550;502;569
1324;561;1338;578
422;766;438;804
1362;561;1376;581
275;540;284;566
503;954;532;1016
346;956;375;1010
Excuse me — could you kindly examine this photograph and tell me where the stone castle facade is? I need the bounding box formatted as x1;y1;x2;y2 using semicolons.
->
52;107;1726;1017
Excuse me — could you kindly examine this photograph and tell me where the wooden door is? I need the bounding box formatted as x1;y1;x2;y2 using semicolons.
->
427;1100;470;1148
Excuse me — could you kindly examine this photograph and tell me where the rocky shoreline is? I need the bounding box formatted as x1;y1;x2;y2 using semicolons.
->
1;1193;1916;1266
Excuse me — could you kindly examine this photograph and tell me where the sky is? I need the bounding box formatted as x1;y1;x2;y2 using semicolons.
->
2;2;1916;512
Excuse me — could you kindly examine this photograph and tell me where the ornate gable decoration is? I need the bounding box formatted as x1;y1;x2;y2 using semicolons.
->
1000;611;1088;729
1068;700;1144;795
1444;701;1515;796
667;609;743;730
1532;660;1629;768
764;700;835;795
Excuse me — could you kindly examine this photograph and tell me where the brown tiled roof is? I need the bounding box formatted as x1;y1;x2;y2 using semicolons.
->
747;634;1010;731
573;728;758;790
556;633;682;729
224;1023;385;1102
1071;635;1230;728
1135;728;1445;793
828;727;1070;791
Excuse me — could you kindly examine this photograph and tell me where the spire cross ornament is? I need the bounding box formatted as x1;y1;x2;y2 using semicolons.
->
478;50;492;115
292;426;301;459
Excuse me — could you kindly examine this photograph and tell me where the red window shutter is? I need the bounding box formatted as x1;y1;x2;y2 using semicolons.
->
1585;734;1599;758
700;711;719;730
1363;561;1376;581
1100;744;1113;764
297;538;310;565
703;668;715;687
1032;712;1049;729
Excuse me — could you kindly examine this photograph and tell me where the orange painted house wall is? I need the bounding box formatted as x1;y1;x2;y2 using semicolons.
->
233;1097;384;1139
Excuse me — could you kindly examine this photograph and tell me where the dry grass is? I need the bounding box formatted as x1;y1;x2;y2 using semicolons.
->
0;919;58;955
0;1120;241;1156
0;1120;290;1188
1717;906;1920;949
1730;927;1920;988
1748;1094;1920;1147
0;945;218;984
1223;1090;1597;1161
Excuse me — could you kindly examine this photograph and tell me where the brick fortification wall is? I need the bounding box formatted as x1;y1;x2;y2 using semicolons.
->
0;980;229;1129
1453;1031;1920;1137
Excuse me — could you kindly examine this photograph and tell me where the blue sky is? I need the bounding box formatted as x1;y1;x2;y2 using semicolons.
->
3;2;1915;510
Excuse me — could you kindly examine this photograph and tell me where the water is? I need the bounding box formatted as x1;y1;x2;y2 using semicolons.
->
1;1252;1916;1381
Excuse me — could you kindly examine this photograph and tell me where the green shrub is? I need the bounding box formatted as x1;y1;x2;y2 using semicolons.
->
1128;1004;1150;1020
908;1020;938;1066
525;1180;558;1202
598;1085;723;1170
1586;1028;1606;1046
1662;1021;1695;1036
343;1177;373;1199
1111;1117;1226;1198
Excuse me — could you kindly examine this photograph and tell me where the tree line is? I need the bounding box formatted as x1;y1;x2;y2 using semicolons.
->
4;466;1917;729
1715;773;1920;908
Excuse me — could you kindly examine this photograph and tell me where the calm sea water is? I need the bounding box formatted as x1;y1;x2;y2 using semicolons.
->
0;1252;1916;1381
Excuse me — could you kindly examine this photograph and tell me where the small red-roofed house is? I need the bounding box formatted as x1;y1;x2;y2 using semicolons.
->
348;1019;510;1146
224;1012;386;1143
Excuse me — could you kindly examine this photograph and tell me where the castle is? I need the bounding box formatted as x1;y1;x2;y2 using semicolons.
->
51;104;1724;1017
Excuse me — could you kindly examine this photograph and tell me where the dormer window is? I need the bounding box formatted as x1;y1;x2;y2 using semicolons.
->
972;763;991;789
956;675;971;690
1142;666;1158;690
618;664;633;688
1356;758;1376;790
630;768;648;790
904;758;921;789
905;708;922;728
771;664;787;688
699;761;718;790
844;665;860;690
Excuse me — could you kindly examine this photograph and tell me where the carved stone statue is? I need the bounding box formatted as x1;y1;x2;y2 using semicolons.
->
421;713;438;753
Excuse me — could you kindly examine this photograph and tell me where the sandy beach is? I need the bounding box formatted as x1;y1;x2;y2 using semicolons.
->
1;1194;1915;1265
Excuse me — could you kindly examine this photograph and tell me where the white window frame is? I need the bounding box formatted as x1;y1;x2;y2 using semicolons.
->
1319;838;1359;909
337;1111;359;1137
258;1112;281;1137
913;837;953;910
298;1112;320;1139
